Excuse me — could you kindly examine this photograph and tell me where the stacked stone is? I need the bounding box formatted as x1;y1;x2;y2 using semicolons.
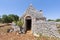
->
11;22;26;33
32;21;60;38
11;22;20;32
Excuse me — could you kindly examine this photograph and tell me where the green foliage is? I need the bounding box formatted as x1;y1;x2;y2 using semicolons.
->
48;19;60;22
16;19;24;27
8;14;19;21
48;19;54;21
55;19;60;22
2;15;10;23
1;14;19;23
0;18;2;23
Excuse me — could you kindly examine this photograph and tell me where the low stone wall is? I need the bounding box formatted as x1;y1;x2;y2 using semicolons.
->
9;22;26;33
32;21;60;38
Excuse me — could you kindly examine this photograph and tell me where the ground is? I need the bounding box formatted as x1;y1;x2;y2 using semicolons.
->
0;23;35;40
0;31;35;40
0;23;60;40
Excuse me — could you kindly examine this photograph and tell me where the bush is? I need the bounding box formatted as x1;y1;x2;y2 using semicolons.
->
48;19;54;21
55;19;60;22
2;14;19;23
0;18;3;23
8;14;19;22
16;19;24;27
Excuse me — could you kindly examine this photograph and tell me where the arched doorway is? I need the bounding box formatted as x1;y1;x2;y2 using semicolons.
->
25;16;32;31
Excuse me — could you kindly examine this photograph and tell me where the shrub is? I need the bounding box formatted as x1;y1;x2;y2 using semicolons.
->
2;14;19;23
16;19;24;27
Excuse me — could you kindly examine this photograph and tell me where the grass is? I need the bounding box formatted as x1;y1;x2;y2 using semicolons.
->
56;24;60;34
0;23;11;33
0;23;60;40
36;34;60;40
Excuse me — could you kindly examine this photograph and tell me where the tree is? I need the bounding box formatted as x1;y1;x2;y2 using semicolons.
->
0;18;2;23
0;16;2;23
2;14;19;23
55;19;60;22
8;14;19;22
2;15;8;23
48;19;54;21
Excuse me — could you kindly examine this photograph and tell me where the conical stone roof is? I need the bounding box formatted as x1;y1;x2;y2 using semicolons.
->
21;4;45;19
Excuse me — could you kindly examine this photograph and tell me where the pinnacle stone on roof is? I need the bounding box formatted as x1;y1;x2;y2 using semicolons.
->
21;4;45;19
28;3;34;9
30;3;33;7
27;3;36;11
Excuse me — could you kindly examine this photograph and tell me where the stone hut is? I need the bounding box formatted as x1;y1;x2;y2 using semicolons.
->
20;4;60;38
21;4;46;31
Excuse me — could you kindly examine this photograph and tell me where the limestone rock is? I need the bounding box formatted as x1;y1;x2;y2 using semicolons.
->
32;21;60;38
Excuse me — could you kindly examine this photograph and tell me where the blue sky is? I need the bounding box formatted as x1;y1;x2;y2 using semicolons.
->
0;0;60;19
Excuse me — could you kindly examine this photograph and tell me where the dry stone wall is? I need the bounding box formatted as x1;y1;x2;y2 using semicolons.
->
32;21;60;38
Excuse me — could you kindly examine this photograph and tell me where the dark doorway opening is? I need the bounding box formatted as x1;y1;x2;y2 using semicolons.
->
26;19;31;31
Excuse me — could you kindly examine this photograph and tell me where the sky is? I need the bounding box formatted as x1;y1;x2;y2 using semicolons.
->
0;0;60;19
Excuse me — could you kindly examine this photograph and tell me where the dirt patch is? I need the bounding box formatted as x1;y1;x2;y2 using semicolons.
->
0;24;35;40
0;24;60;40
0;32;35;40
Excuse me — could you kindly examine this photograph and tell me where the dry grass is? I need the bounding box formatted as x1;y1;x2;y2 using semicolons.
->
35;34;60;40
0;25;11;33
0;23;60;40
0;23;35;40
56;24;60;34
0;32;35;40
